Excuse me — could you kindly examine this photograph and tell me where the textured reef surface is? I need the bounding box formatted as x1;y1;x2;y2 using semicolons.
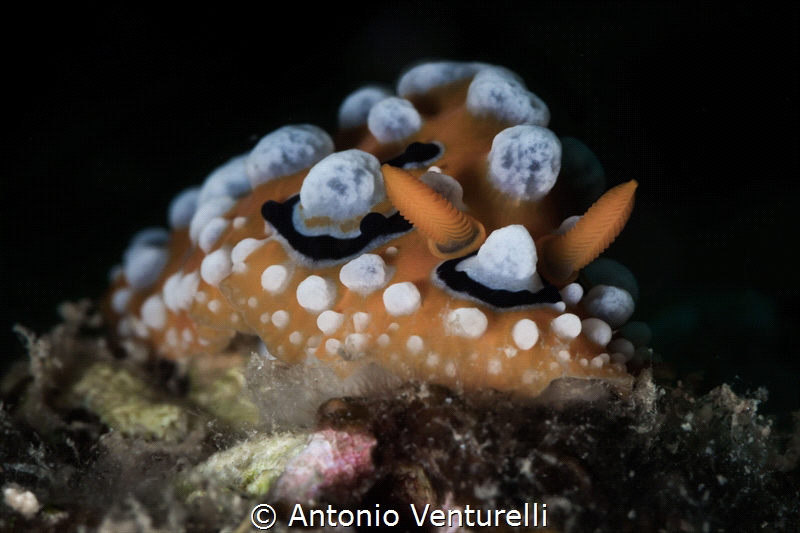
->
2;303;798;531
3;61;798;531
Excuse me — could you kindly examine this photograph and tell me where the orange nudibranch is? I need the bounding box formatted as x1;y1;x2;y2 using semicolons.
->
103;61;648;397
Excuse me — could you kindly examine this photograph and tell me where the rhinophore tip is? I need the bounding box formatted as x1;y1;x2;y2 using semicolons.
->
381;164;486;259
537;179;637;285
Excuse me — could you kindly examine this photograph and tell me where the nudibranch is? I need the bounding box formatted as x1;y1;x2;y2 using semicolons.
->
104;61;646;397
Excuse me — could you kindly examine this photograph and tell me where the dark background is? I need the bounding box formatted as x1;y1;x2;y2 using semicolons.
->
4;3;796;412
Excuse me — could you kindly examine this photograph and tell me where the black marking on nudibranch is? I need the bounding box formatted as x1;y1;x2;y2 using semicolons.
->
385;142;442;168
261;195;412;261
436;254;562;308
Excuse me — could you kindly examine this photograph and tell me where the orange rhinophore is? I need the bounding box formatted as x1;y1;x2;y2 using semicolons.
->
103;61;648;396
537;179;638;285
381;164;486;259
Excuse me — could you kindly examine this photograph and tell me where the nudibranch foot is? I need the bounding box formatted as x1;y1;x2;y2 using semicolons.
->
104;60;647;397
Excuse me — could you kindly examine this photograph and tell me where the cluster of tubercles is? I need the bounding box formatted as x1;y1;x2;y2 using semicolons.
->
104;61;649;397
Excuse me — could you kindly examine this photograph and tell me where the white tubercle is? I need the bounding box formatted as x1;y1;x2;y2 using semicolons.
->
141;294;167;330
339;254;389;296
198;217;230;253
122;227;170;290
397;61;488;97
555;215;581;235
126;227;170;250
550;313;582;341
112;288;132;314
296;275;337;313
608;338;635;362
200;246;233;287
189;196;236;245
581;318;613;347
560;283;584;307
261;264;291;294
177;271;200;310
352;312;371;332
198;154;251;205
488;125;561;201
297;150;385;236
168;187;200;229
512;318;539;350
246;125;334;188
367;97;422;143
383;282;421;316
406;335;424;354
231;238;266;264
124;245;169;290
271;310;289;329
446;308;488;338
466;67;550;127
583;285;635;329
162;272;183;313
456;225;543;292
317;310;345;335
338;86;393;129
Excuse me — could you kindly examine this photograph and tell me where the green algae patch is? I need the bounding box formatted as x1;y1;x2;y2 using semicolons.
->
183;433;308;497
188;364;260;430
71;362;191;441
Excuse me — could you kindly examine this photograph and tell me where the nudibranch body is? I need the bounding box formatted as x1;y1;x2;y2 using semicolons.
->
105;61;645;397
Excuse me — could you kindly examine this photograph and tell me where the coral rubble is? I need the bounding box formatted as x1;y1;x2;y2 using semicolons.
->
1;303;798;531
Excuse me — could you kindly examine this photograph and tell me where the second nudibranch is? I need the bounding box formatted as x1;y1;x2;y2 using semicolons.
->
105;61;646;396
